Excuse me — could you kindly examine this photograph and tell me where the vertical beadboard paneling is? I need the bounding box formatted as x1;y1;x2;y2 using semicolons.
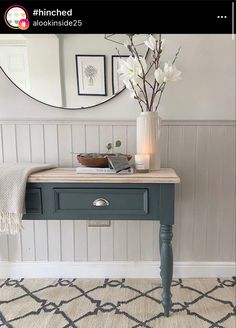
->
47;220;61;261
87;227;100;261
140;221;153;260
100;225;114;261
153;221;160;261
15;125;31;162
167;126;184;261
44;124;59;165
8;234;21;263
0;235;8;261
85;125;99;152
160;126;168;168
0;120;235;264
113;221;127;261
71;124;85;167
127;221;140;261
2;124;17;162
99;125;113;153
206;126;225;261
127;125;136;155
34;221;48;261
179;126;197;260
74;221;88;261
113;125;127;153
21;221;35;261
192;126;210;261
218;126;235;261
30;125;45;163
127;125;136;167
85;125;100;261
58;124;72;167
61;220;74;261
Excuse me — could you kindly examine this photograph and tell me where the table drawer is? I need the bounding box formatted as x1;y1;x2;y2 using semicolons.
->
25;188;42;214
54;188;148;215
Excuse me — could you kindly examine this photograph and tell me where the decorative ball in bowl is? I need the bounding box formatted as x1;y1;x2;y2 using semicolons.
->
77;153;132;168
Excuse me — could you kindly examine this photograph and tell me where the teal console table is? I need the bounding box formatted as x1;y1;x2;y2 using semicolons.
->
23;168;180;317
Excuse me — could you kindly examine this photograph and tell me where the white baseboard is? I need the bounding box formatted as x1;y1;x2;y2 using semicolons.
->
0;261;235;279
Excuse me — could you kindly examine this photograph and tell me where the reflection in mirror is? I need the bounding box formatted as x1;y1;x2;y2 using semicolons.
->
0;34;148;109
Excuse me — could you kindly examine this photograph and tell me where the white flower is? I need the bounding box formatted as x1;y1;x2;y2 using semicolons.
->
115;34;182;112
163;62;181;81
118;56;147;85
144;35;165;51
144;35;156;50
154;68;165;85
122;79;134;90
129;87;145;101
160;39;165;50
154;62;181;84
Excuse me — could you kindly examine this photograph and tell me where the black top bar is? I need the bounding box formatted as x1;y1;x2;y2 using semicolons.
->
0;1;233;33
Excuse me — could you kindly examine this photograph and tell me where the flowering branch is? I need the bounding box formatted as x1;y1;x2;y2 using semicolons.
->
150;34;163;111
129;35;150;109
130;80;145;112
172;46;181;64
117;34;182;112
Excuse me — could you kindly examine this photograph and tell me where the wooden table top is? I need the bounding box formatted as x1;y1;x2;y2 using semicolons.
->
28;168;180;184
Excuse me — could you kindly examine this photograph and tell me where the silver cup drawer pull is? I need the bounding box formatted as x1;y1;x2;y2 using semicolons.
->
93;198;110;207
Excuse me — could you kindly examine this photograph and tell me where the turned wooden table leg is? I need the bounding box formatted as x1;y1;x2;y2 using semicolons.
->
160;224;173;317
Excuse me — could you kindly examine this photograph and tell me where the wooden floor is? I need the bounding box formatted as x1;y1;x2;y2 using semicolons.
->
0;277;235;327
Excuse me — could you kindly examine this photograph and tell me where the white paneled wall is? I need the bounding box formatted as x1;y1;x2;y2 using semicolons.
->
0;120;235;263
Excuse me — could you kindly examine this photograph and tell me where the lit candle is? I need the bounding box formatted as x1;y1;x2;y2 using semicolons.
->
135;154;150;173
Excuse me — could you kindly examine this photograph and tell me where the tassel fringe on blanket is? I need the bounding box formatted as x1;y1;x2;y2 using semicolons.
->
0;163;56;235
0;212;24;235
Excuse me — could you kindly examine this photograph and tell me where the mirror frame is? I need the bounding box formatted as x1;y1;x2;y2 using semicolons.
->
0;66;128;110
0;37;150;110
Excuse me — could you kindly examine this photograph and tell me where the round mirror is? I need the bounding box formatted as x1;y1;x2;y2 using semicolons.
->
0;34;148;109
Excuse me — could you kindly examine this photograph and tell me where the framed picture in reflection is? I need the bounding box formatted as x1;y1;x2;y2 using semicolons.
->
75;55;107;96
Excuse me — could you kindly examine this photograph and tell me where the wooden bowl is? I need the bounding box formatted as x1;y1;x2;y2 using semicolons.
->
77;154;132;168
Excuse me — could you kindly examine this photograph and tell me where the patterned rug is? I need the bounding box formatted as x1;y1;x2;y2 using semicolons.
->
0;277;235;328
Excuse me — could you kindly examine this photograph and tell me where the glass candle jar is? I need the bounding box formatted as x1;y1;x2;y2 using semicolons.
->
135;154;150;173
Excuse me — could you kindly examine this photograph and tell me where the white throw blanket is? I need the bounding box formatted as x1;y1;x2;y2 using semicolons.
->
0;163;56;235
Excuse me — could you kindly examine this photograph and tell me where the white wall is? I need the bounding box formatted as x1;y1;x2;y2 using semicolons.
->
0;34;235;120
26;36;62;107
0;35;62;107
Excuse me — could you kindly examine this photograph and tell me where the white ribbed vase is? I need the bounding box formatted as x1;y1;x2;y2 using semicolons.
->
136;112;161;171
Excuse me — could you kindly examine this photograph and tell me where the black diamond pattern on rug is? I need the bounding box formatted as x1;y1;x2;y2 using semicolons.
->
0;277;235;328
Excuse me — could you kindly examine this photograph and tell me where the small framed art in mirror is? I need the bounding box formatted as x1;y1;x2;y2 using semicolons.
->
76;55;107;96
